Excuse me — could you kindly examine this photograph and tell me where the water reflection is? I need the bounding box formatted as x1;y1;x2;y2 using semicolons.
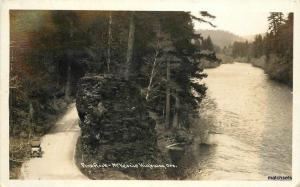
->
167;142;217;179
182;63;292;180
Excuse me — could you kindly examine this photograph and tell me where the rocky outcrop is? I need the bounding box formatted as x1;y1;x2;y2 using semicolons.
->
76;75;166;179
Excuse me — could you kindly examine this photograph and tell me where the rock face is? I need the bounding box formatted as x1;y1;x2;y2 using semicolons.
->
76;75;165;179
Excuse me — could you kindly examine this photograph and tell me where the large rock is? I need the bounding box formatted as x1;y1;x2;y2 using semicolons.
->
76;75;166;179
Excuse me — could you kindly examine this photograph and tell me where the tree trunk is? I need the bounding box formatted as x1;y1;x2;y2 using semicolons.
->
107;12;112;72
28;101;34;138
29;101;34;122
65;64;71;102
125;12;135;80
145;54;158;101
65;23;74;102
172;90;180;128
146;23;161;101
165;58;170;129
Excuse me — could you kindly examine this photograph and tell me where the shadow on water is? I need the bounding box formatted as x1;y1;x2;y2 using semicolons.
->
167;142;217;179
165;93;220;179
166;63;292;180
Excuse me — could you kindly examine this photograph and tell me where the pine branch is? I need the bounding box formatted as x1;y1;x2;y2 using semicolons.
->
190;15;216;28
199;11;216;19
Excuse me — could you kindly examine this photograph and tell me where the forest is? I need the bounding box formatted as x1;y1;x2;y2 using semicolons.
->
9;10;293;180
229;13;293;86
9;10;218;179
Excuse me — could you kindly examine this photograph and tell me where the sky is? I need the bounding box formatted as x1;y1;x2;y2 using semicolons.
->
192;11;270;36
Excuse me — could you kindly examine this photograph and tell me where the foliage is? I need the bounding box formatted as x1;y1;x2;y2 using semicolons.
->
228;12;293;86
231;41;250;58
10;10;216;136
200;36;214;51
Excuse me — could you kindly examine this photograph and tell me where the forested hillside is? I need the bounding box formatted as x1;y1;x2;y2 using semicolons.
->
229;13;293;86
196;29;245;48
9;10;216;179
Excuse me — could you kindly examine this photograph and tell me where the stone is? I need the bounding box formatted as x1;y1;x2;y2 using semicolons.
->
76;75;166;179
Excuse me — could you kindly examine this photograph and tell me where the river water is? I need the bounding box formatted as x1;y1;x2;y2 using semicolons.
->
184;62;292;180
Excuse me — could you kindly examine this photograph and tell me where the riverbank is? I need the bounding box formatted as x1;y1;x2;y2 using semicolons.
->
189;63;292;179
198;51;222;69
199;53;234;69
221;53;293;87
251;55;292;87
217;53;234;64
199;58;220;69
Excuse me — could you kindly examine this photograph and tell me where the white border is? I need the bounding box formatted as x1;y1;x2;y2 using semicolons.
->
1;0;299;187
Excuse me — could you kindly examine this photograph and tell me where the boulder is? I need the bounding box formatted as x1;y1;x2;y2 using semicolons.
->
76;75;166;179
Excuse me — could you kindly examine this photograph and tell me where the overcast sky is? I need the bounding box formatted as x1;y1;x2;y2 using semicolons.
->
192;11;270;36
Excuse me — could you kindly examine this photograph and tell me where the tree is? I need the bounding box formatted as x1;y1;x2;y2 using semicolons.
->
201;36;214;51
51;11;86;101
252;34;264;58
232;12;293;86
107;11;112;72
268;13;282;35
231;41;250;58
159;12;208;128
10;10;213;135
145;21;162;101
124;12;135;80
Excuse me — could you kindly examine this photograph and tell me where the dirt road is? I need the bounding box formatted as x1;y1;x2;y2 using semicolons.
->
20;103;88;180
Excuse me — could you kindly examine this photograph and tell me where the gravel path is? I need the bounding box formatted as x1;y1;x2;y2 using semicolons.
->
20;103;88;180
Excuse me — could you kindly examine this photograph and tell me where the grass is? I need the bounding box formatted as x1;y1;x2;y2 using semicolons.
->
9;137;31;179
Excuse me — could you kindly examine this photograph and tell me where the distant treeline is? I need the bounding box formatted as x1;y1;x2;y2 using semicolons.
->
196;29;245;48
229;13;293;86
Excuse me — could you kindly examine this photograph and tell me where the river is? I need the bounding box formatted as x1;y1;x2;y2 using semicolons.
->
181;62;292;180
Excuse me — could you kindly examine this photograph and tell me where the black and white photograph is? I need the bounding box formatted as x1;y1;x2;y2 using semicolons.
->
1;0;300;186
